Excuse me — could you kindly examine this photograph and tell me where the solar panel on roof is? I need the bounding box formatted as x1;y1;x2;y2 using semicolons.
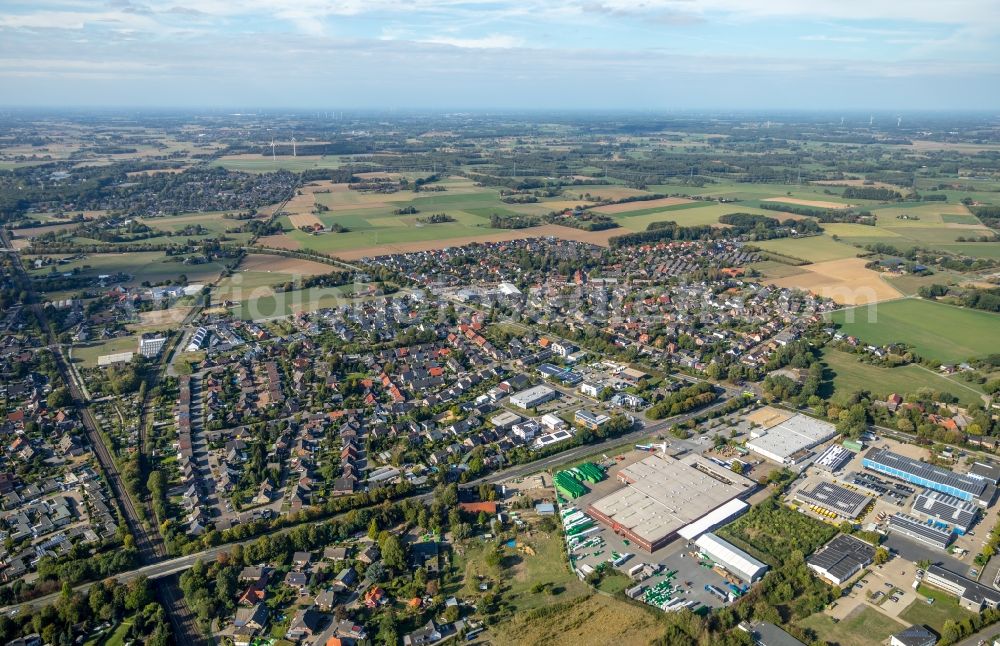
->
864;448;986;497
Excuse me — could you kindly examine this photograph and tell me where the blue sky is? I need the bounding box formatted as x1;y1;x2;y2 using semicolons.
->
1;0;998;109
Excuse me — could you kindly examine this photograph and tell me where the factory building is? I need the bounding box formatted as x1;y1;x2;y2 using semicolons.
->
806;534;875;586
888;513;952;550
694;532;769;583
587;454;756;552
745;413;837;465
863;447;993;505
911;489;978;535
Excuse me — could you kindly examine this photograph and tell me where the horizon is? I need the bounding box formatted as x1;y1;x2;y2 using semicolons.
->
2;1;999;110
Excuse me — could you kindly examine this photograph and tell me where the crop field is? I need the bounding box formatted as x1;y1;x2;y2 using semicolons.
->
213;253;339;300
762;197;852;209
828;298;1000;363
821;348;985;406
645;181;862;205
25;251;228;288
591;196;692;214
766;257;902;305
213;154;347;173
138;211;243;234
753;234;863;263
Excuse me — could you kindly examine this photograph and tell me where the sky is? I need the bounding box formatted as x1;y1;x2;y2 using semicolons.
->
1;0;999;110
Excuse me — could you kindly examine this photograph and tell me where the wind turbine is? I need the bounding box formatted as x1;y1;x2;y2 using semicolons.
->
840;116;844;126
897;116;902;128
869;115;874;126
292;136;297;157
271;138;276;160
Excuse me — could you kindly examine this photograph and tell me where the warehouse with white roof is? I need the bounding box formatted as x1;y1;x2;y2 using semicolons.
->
745;413;837;464
587;454;756;551
695;532;769;583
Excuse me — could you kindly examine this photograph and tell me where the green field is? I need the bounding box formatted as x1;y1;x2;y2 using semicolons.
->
83;620;133;646
828;298;1000;363
754;235;863;263
26;251;227;289
821;348;985;407
900;584;976;633
72;335;140;368
796;606;904;646
213;155;347;172
614;202;783;231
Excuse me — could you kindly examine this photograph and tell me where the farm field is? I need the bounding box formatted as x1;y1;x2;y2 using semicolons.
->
613;202;786;231
796;605;904;646
213;154;347;172
591;196;692;214
765;257;902;305
645;181;862;205
24;251;228;288
762;197;852;209
754;234;863;263
828;298;1000;363
213;253;338;300
257;223;621;259
820;348;985;407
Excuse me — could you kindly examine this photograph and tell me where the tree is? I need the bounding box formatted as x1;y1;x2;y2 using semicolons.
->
47;387;71;409
873;546;889;565
380;534;407;571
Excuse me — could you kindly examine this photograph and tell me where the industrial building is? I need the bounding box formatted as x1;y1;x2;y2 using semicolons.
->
677;499;749;541
509;385;557;409
923;564;1000;611
694;532;769;583
888;513;952;550
806;534;875;586
863;447;993;505
745;413;837;465
812;444;855;473
793;481;872;520
912;489;979;535
587;454;756;552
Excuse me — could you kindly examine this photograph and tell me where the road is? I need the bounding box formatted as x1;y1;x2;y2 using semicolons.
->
0;386;741;619
1;229;206;644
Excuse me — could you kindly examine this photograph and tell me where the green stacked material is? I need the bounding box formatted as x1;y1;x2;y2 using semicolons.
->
575;462;606;483
566;521;595;536
555;470;588;498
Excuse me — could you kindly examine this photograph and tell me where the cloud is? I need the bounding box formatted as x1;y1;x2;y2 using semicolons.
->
420;33;525;49
800;35;865;43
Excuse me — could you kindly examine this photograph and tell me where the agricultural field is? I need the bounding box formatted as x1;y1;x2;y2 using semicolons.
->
212;253;339;300
820;348;985;407
765;257;902;305
796;605;904;646
229;283;383;320
213;154;347;173
753;234;863;263
489;594;664;646
828;298;1000;364
762;197;852;209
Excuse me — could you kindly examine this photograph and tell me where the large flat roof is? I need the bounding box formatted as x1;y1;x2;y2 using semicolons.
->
747;413;836;461
589;454;755;546
865;447;987;498
795;481;872;518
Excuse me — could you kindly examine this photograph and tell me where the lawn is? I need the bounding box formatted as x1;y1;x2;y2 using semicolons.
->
754;235;864;263
83;620;133;646
828;298;1000;363
900;584;976;633
796;605;904;646
820;348;985;407
72;335;140;368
